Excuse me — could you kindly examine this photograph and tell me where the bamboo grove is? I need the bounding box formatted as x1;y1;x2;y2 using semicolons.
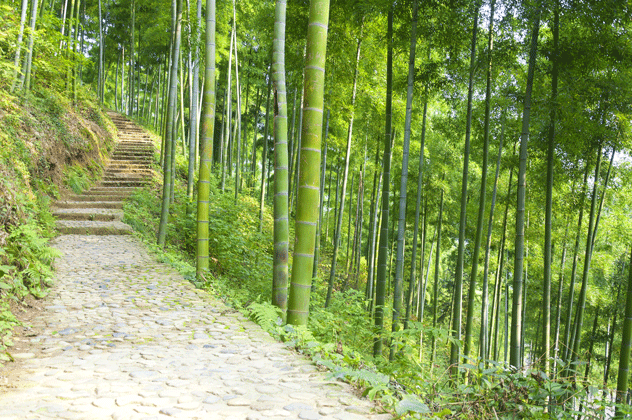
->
5;0;632;415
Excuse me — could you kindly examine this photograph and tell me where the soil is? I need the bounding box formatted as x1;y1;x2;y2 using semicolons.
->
0;294;46;391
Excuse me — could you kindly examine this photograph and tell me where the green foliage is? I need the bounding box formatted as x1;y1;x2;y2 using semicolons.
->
246;301;283;332
1;221;60;299
63;164;94;194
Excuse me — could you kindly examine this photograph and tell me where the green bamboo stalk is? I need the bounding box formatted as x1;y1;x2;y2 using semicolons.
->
272;0;289;318
286;0;330;326
312;111;329;279
615;248;632;418
373;6;393;358
325;32;362;308
451;0;481;377
158;0;182;247
195;0;215;276
22;0;39;94
11;0;28;92
510;6;540;369
391;0;418;361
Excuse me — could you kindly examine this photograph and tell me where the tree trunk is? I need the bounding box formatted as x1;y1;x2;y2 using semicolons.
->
510;6;540;369
479;112;503;361
491;145;514;361
373;6;393;358
430;187;444;366
392;0;418;354
258;73;272;231
11;0;29;93
366;141;381;302
128;0;135;115
451;0;481;376
272;0;289;318
563;163;590;362
187;0;202;203
605;283;622;386
325;32;362;307
570;146;603;375
286;0;330;326
616;248;632;418
464;0;495;361
313;111;329;279
157;0;182;247
195;0;216;277
221;29;235;192
22;0;40;93
405;90;427;330
541;2;559;376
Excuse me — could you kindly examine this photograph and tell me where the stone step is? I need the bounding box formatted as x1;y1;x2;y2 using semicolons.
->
53;209;123;221
110;151;154;157
114;143;153;148
66;194;129;202
100;180;149;188
109;156;153;162
54;201;124;209
107;159;153;164
114;146;153;151
89;187;137;194
106;165;153;172
55;220;133;235
117;139;153;144
103;173;151;180
105;167;154;174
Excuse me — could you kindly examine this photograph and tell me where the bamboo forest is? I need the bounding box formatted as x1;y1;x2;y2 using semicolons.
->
3;0;632;417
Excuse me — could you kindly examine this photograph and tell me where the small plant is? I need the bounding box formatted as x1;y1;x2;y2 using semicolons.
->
63;164;92;194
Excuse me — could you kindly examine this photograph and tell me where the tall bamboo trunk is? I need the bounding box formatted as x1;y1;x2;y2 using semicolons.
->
569;146;602;375
451;0;481;376
128;0;135;115
465;0;495;361
22;0;40;93
157;0;182;247
366;141;381;303
562;164;590;362
373;6;393;358
286;0;330;326
405;91;427;330
187;0;201;203
616;248;632;418
510;6;540;369
272;0;289;318
196;0;216;277
259;73;272;232
391;0;418;356
325;32;362;307
541;3;559;376
479;113;503;361
11;0;29;93
430;187;444;366
313;111;329;279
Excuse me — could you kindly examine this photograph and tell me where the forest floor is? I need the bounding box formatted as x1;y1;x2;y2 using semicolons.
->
0;114;391;420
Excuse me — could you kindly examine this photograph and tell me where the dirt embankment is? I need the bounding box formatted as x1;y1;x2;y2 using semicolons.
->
0;90;117;245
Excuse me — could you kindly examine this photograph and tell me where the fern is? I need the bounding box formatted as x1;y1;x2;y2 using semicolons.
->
246;301;282;332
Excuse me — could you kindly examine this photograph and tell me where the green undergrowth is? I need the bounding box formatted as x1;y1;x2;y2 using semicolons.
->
123;147;627;418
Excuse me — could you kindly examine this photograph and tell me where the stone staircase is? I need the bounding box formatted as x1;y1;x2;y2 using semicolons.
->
53;112;156;235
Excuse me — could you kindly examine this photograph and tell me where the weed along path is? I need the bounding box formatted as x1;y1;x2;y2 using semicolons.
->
0;114;390;420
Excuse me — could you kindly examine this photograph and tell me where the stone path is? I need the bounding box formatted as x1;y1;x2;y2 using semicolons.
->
53;112;154;235
0;114;390;420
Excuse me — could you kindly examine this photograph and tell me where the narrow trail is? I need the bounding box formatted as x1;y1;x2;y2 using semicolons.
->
0;114;390;420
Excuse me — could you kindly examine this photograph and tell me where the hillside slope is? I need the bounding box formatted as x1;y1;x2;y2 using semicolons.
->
0;86;116;361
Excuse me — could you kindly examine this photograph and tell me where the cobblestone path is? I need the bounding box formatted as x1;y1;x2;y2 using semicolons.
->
0;112;390;420
0;236;390;420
